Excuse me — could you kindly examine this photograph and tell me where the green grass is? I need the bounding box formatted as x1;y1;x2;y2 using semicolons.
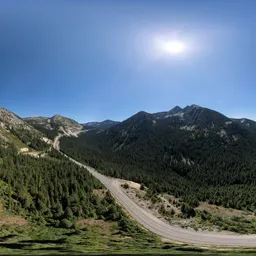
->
190;210;256;234
0;223;255;255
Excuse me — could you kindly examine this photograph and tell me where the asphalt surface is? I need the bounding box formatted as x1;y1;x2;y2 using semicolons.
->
55;136;256;247
69;157;256;247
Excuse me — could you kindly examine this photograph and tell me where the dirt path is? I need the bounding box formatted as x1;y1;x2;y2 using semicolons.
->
53;134;62;150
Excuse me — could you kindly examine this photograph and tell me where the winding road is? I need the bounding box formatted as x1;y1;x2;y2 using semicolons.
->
54;135;256;247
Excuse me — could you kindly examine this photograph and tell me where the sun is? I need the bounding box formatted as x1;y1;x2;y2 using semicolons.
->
162;40;186;54
151;36;189;59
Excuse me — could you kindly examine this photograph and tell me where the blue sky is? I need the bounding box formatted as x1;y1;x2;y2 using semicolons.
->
0;0;255;122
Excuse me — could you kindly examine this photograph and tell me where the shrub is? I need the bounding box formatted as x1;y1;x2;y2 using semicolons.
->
181;203;196;218
200;211;209;221
122;183;129;189
64;207;73;220
158;204;166;215
59;218;72;229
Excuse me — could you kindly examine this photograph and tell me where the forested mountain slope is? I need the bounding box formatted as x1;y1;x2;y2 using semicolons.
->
82;120;120;131
0;146;122;227
0;107;121;226
60;105;256;212
0;108;170;254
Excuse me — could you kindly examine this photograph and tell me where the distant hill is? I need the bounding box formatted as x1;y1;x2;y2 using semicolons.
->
25;114;83;140
60;104;256;212
82;120;120;131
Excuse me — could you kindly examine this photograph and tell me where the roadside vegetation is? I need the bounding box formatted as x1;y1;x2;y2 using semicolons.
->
0;221;256;255
121;182;256;235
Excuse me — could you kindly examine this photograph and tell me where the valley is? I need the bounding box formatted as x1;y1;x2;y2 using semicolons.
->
60;104;256;215
1;0;256;253
56;142;256;246
1;105;256;253
59;104;256;243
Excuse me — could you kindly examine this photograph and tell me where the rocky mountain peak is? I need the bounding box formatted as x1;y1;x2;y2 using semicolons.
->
169;106;183;114
25;114;83;138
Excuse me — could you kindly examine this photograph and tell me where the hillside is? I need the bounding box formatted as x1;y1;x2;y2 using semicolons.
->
25;114;83;140
60;104;256;213
0;143;170;254
0;147;113;221
0;108;121;229
0;107;49;151
0;108;176;254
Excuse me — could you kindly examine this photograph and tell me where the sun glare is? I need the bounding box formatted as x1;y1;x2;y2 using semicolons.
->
162;40;186;54
154;36;190;58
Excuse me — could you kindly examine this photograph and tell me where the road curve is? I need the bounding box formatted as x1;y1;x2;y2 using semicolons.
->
55;136;256;246
53;134;63;151
68;157;256;247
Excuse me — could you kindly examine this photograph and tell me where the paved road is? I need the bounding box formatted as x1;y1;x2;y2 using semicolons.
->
55;136;256;247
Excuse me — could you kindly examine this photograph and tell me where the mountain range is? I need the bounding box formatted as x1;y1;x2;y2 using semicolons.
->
1;104;256;213
1;103;256;152
59;104;256;212
1;103;256;154
0;107;121;153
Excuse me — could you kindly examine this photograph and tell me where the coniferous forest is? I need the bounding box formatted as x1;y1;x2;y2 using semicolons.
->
0;145;123;228
60;120;256;213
